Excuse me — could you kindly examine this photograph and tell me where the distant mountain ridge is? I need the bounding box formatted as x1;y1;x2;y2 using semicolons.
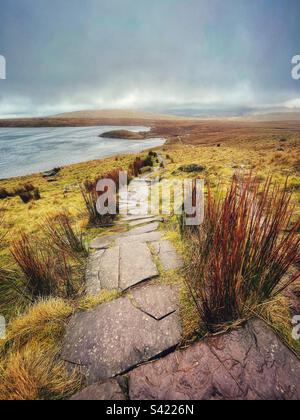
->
51;109;186;120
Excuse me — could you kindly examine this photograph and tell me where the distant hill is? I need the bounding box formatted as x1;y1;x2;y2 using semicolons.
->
51;109;185;121
0;109;194;128
0;108;299;128
237;111;300;122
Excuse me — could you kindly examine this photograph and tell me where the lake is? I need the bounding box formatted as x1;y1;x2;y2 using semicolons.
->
0;126;165;179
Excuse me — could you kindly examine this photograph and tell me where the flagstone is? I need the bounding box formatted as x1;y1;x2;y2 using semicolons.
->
119;243;159;291
62;296;182;384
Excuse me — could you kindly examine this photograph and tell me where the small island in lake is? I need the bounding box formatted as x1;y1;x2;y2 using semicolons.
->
99;129;148;140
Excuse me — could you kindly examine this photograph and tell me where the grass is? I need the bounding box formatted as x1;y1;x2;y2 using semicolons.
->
80;167;127;226
0;298;81;400
11;232;76;300
257;295;300;356
184;175;300;333
42;212;88;258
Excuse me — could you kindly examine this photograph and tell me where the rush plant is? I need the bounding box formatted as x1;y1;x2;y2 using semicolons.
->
42;212;88;258
11;233;74;299
81;168;126;226
185;175;300;332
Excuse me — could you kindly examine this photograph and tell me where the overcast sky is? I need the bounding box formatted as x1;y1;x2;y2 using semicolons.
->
0;0;299;117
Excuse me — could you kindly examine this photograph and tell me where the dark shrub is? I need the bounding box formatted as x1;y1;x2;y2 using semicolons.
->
33;188;41;200
179;164;205;173
0;188;10;200
18;191;33;204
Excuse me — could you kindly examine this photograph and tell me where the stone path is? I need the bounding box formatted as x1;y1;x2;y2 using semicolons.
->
64;168;300;401
62;171;184;387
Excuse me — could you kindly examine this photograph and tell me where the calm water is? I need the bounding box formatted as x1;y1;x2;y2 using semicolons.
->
0;126;165;179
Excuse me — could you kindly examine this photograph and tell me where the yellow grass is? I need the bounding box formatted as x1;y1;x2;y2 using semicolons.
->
0;298;81;400
0;341;81;400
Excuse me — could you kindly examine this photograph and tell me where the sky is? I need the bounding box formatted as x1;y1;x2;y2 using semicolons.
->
0;0;299;117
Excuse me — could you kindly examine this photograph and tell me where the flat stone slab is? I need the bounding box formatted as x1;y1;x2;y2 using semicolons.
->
98;247;120;290
89;220;161;251
70;379;126;401
122;215;157;222
128;319;300;400
116;232;161;246
131;285;178;320
124;222;159;237
62;296;182;384
85;250;105;295
128;217;163;227
90;234;117;249
152;241;184;271
86;243;159;293
119;243;159;290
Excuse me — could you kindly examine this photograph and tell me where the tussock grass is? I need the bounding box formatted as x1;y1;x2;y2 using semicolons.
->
81;168;122;227
184;175;300;333
11;232;77;299
0;183;41;204
42;212;88;258
0;344;80;400
0;131;299;397
0;298;80;400
2;298;73;350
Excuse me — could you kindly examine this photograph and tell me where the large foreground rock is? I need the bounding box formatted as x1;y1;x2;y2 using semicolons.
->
129;319;300;400
70;379;126;401
62;292;181;385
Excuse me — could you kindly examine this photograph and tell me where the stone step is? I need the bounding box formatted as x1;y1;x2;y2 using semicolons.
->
115;232;161;246
123;222;159;237
119;243;159;291
86;242;160;294
62;292;182;384
128;216;163;227
122;214;157;222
